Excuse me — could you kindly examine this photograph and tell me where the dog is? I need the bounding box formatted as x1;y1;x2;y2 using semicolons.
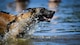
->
0;7;55;40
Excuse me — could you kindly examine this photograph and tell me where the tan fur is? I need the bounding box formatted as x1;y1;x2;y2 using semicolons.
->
16;12;32;21
9;12;32;30
0;11;33;35
0;12;16;34
2;12;34;40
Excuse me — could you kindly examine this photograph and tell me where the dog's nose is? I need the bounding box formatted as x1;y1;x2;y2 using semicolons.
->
48;11;55;18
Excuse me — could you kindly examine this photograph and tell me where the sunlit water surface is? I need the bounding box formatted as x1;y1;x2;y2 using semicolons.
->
0;0;80;45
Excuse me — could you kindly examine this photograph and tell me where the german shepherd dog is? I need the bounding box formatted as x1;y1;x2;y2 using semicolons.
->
0;7;55;40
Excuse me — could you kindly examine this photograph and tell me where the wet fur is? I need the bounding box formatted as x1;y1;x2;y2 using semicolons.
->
0;8;55;40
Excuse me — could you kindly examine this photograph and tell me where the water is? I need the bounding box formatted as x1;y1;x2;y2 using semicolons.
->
0;0;80;45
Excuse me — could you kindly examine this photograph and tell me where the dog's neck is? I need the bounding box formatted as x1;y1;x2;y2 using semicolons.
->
3;16;38;41
17;12;38;28
4;12;38;39
17;14;38;36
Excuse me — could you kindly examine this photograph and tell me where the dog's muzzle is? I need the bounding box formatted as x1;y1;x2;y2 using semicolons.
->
26;7;55;22
37;8;55;22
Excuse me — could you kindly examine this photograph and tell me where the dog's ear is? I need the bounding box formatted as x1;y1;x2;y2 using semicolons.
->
26;8;32;11
26;8;36;13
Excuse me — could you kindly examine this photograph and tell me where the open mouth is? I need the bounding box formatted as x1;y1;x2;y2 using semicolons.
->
38;15;53;22
43;17;52;22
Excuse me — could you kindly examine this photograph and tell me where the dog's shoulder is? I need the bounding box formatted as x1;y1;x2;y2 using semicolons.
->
0;11;16;34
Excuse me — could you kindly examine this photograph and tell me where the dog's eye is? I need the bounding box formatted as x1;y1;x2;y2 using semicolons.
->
40;9;44;13
32;9;36;13
39;8;45;13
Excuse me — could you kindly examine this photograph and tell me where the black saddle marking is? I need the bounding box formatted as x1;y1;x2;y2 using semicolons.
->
0;11;9;14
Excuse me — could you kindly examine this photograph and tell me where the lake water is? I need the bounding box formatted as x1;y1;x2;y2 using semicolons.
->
0;0;80;45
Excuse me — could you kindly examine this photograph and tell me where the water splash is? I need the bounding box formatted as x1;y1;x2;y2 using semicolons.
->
2;14;38;42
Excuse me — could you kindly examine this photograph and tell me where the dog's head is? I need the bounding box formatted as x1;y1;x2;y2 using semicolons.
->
26;7;55;22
